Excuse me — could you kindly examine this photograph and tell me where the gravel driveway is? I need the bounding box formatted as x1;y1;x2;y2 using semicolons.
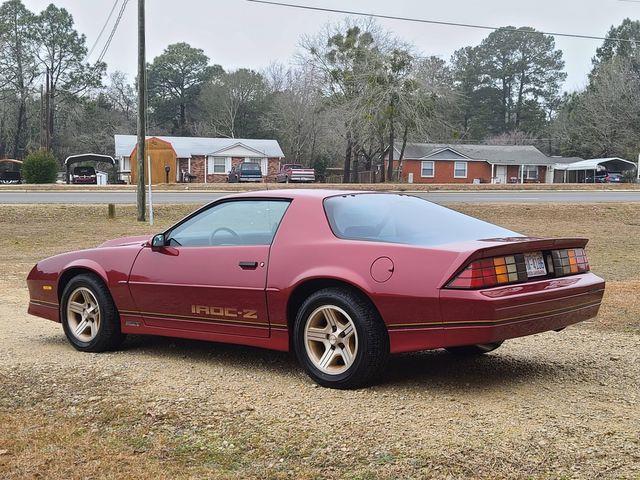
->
1;297;638;479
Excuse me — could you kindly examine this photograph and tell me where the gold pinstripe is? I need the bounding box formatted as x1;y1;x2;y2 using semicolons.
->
30;299;58;308
119;309;269;328
387;299;602;329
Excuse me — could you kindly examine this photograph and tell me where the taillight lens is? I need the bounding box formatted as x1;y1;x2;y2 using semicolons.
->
447;248;590;289
447;254;527;289
551;248;590;275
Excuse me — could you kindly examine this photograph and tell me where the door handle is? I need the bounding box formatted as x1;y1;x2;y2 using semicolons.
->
239;261;258;269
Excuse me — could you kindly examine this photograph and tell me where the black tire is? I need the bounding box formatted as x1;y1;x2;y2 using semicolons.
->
285;176;290;184
445;341;503;356
60;273;125;352
293;287;389;389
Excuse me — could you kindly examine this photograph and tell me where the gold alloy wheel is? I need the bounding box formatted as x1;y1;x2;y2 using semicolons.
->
304;305;358;375
66;287;101;342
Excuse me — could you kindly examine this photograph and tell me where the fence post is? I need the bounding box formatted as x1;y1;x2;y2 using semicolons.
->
107;203;116;219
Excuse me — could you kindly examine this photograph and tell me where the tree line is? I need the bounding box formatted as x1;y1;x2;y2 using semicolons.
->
1;0;638;180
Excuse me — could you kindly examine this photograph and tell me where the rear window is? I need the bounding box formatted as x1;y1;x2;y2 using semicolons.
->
241;163;261;172
323;194;520;247
74;166;95;175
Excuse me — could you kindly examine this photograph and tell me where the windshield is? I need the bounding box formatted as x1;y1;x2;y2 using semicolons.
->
241;163;261;172
323;194;520;247
74;166;95;175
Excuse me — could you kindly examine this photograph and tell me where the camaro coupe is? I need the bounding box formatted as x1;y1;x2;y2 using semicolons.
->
27;190;605;388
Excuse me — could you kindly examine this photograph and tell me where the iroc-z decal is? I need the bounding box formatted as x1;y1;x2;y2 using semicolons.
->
191;305;258;320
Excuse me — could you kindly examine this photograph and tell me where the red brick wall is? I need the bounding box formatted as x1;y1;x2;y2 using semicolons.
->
505;165;546;183
188;156;281;183
398;160;492;184
190;156;205;183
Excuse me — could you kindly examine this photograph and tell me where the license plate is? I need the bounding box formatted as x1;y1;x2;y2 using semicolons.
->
524;252;547;277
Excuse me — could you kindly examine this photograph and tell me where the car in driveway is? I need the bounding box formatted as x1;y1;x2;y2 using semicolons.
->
227;163;262;183
71;166;97;184
26;190;605;388
0;171;21;184
276;164;315;183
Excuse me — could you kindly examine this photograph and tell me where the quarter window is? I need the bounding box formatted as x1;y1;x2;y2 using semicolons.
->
421;161;435;177
454;161;467;178
167;200;290;247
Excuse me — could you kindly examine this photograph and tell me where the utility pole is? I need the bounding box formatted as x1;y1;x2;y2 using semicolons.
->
136;0;146;221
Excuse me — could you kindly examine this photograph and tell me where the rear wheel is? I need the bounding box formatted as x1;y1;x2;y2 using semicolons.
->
445;341;503;356
293;288;389;389
61;273;124;352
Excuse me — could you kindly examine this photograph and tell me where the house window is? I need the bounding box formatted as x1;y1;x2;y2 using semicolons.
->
421;161;435;178
454;161;467;178
207;156;229;174
523;165;538;180
245;157;267;176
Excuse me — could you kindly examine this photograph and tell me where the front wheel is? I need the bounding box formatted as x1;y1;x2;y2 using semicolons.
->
445;341;503;356
60;273;124;352
293;288;389;389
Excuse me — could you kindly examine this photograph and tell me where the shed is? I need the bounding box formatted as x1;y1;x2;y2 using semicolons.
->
129;137;178;184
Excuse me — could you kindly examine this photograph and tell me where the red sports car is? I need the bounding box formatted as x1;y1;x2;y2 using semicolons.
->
27;190;605;388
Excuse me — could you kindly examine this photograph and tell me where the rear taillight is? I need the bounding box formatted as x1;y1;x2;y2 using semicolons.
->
447;248;590;289
447;254;527;289
551;248;590;275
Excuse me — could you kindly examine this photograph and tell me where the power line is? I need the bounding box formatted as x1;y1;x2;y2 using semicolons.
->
96;0;130;65
246;0;637;44
86;0;120;60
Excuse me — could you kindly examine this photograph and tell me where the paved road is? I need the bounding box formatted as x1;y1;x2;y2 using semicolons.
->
1;190;640;205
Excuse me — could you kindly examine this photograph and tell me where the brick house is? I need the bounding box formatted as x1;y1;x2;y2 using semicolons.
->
114;135;285;184
386;143;558;184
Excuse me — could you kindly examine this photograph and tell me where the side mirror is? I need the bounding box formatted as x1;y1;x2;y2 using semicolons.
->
151;233;166;249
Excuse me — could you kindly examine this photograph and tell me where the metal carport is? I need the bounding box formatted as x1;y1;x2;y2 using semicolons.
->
553;157;638;183
64;154;116;184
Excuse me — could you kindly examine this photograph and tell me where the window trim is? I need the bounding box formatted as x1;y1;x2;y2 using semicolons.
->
207;156;231;175
453;161;468;179
523;165;538;180
163;197;292;247
420;160;435;178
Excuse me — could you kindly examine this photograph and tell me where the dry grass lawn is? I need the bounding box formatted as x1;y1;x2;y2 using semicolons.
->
0;202;638;479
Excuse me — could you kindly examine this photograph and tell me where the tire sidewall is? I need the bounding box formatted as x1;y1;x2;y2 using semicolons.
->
293;291;370;387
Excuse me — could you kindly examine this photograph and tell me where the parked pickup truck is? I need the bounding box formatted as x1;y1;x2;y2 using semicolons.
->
276;164;315;183
227;162;263;183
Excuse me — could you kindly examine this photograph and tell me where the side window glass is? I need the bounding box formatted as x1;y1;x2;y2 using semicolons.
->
167;200;290;247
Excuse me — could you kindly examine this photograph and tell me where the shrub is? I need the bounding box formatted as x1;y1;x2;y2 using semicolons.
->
21;150;59;184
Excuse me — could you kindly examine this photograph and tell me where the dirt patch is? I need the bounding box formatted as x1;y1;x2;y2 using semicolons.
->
0;203;639;479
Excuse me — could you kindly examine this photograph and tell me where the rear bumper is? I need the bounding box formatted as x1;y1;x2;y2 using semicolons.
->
289;176;315;182
389;272;605;353
238;177;263;182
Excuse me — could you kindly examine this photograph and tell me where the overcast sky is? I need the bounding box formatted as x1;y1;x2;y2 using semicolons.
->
21;0;640;91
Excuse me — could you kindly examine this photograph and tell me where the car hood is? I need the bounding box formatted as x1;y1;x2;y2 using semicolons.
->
98;235;150;248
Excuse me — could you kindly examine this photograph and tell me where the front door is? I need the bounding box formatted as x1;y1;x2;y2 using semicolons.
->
496;165;507;184
128;199;290;338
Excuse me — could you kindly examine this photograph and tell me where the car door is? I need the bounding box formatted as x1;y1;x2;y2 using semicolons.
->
128;199;290;338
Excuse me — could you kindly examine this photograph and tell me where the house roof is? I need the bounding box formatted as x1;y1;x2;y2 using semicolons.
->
397;143;554;165
553;157;637;171
114;135;284;158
